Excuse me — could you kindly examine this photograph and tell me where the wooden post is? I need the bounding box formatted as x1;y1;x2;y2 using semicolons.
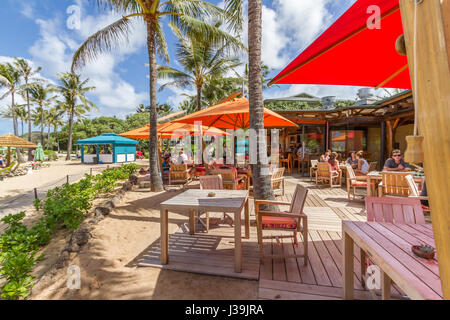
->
400;0;450;299
34;188;38;200
386;120;393;156
66;175;69;184
380;121;386;168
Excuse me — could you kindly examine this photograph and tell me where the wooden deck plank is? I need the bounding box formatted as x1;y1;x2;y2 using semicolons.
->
282;238;302;283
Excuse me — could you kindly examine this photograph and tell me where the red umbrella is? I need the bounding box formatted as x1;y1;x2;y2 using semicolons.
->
269;0;410;89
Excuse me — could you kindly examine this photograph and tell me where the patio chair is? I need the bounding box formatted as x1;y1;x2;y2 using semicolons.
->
169;163;193;186
378;172;412;197
405;174;430;213
210;167;248;190
345;165;368;200
254;184;309;264
361;196;425;294
280;153;293;174
315;162;341;187
270;167;285;196
310;159;318;182
0;161;16;180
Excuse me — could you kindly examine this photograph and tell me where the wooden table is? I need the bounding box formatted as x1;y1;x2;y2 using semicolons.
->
342;221;443;300
160;189;250;273
366;172;425;196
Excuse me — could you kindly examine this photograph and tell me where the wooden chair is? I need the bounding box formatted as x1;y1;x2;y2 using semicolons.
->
210;167;247;190
315;162;341;187
198;174;232;231
378;172;412;197
254;184;308;265
169;163;192;186
270;167;285;196
405;174;430;213
345;165;368;200
280;153;293;174
309;159;318;182
362;196;425;297
368;161;378;172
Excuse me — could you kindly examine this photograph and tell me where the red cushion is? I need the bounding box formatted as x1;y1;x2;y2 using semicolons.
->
236;181;246;190
262;216;297;229
421;204;429;211
351;180;367;186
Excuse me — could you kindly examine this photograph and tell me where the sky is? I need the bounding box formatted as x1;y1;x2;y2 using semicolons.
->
0;0;385;136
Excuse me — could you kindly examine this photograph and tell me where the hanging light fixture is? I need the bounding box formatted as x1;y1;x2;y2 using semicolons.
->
400;0;424;164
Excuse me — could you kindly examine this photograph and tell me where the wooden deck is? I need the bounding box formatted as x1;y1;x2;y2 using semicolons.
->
139;178;407;299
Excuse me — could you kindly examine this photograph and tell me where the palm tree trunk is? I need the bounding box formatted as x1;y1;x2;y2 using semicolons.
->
196;85;202;111
66;108;74;161
40;107;44;146
11;91;24;163
55;125;60;153
146;17;164;192
248;0;274;202
47;124;51;150
26;84;33;161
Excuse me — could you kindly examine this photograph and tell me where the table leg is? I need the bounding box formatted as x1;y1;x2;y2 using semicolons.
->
189;209;195;235
343;231;354;300
160;208;169;264
234;209;242;273
381;271;391;300
244;198;250;239
366;176;372;197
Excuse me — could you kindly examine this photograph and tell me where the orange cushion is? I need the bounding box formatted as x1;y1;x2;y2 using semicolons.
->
262;216;297;229
236;181;246;190
351;180;367;186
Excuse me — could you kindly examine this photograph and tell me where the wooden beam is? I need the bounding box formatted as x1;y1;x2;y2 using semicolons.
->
386;120;393;156
380;121;386;169
400;0;450;299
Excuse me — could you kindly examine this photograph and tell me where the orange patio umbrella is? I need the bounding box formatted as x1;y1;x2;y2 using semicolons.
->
173;97;298;129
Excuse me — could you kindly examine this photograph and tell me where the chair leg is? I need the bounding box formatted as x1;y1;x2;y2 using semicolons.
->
257;216;264;261
360;248;366;288
206;212;209;232
302;222;308;266
347;182;351;200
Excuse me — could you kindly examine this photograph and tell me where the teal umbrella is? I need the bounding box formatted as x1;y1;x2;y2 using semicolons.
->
33;143;45;161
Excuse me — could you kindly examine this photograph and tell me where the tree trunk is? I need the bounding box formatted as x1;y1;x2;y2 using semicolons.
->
26;81;33;161
66;108;74;161
47;124;51;150
11;91;24;163
196;85;202;111
40;106;45;146
55;125;60;153
248;0;274;202
146;17;164;192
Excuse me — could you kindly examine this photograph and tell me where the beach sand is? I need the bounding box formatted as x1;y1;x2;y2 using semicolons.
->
30;188;258;300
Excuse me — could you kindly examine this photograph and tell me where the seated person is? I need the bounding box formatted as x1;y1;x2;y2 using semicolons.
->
320;149;331;162
328;153;340;172
355;151;369;175
346;151;358;169
175;149;189;165
161;157;170;172
0;155;4;168
383;149;410;171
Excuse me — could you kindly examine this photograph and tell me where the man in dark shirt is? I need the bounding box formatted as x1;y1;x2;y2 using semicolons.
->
383;149;410;171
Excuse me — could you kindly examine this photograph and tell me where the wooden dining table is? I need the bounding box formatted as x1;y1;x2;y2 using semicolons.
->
342;220;443;300
159;189;250;273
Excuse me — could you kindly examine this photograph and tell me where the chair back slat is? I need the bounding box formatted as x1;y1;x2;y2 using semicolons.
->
199;175;223;190
365;196;425;224
290;184;308;214
210;168;238;190
381;172;412;196
346;164;356;180
405;174;420;196
310;159;318;168
317;162;331;176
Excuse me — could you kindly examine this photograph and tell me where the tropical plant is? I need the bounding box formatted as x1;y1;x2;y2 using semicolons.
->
71;0;244;192
0;63;24;162
248;0;274;202
46;106;64;151
158;22;244;111
56;72;96;160
29;84;55;146
14;58;42;160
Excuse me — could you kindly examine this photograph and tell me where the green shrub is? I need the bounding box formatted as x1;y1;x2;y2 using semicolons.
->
44;150;58;161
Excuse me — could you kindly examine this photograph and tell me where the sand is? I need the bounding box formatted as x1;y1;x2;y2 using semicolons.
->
30;188;258;300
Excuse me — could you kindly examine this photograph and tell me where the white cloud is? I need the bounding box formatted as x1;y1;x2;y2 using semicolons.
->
26;1;148;111
20;3;34;19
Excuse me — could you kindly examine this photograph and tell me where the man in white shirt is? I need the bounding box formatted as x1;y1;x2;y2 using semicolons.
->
176;149;189;164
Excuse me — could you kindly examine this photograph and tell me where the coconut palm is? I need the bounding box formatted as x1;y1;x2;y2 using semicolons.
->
248;0;274;201
29;84;55;146
14;58;42;160
71;0;244;192
0;62;24;162
56;72;96;160
47;106;64;152
158;22;244;111
15;105;27;138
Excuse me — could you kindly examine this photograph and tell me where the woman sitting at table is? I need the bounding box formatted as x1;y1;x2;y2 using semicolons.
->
328;152;340;172
346;151;358;168
355;151;369;175
320;149;331;162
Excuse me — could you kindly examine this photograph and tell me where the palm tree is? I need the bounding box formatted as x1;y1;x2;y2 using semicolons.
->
136;103;149;113
71;0;243;192
248;0;274;202
158;22;244;111
0;62;24;162
47;105;64;152
56;72;96;160
29;84;55;146
14;58;42;160
15;105;27;138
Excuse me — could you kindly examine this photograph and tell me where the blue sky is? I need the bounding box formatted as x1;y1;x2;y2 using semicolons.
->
0;0;373;136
